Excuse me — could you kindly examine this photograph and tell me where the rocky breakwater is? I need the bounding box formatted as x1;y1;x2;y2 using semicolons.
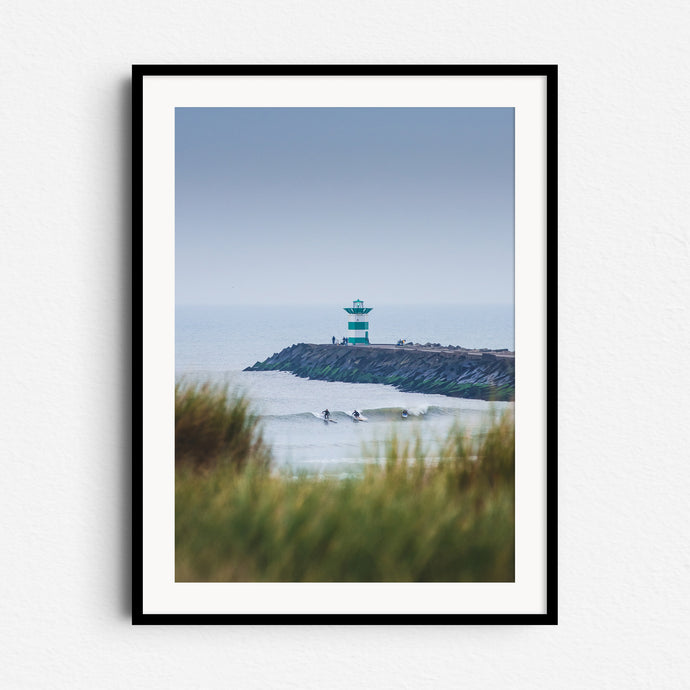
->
244;344;515;401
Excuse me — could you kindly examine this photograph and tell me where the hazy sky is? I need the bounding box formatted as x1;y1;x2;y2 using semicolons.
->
176;107;514;306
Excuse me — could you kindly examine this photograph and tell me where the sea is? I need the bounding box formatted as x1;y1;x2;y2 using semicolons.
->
176;304;514;475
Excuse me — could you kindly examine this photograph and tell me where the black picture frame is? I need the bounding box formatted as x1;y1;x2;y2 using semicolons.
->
133;64;557;625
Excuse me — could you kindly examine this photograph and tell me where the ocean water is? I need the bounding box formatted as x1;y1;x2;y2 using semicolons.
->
176;304;514;474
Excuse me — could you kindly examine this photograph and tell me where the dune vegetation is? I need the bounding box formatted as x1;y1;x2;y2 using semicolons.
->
175;381;514;582
175;380;271;473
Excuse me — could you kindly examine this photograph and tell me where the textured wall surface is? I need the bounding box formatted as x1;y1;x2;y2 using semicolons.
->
2;1;689;687
246;343;515;398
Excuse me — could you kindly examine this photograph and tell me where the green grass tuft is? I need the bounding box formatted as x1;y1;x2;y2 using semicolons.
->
175;380;271;472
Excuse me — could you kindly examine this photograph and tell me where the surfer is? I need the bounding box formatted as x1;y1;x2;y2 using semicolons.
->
401;409;408;418
352;410;360;420
322;409;330;420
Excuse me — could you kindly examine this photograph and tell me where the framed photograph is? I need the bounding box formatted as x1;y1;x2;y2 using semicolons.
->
133;64;557;624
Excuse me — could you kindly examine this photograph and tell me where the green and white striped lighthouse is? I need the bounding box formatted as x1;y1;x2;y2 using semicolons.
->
344;299;373;344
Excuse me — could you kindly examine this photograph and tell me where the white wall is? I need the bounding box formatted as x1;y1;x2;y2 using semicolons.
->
3;1;688;687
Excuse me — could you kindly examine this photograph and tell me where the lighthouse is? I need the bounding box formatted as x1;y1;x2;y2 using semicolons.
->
344;299;373;344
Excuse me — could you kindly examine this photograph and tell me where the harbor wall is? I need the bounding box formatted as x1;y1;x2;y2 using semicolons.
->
245;343;515;401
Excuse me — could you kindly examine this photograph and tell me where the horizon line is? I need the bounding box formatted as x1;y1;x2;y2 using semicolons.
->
175;301;515;308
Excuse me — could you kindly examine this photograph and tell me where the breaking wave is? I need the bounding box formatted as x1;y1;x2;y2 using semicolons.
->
261;405;460;424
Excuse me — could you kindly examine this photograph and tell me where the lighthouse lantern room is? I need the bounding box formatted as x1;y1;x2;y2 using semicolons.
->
344;299;373;344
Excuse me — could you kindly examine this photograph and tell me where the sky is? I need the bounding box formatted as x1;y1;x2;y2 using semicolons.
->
176;107;514;306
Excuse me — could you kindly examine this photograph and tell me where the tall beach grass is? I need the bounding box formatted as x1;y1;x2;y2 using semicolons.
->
175;380;271;472
175;382;514;582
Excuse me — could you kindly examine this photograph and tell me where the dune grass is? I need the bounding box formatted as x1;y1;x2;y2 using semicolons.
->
175;383;514;582
175;380;271;472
